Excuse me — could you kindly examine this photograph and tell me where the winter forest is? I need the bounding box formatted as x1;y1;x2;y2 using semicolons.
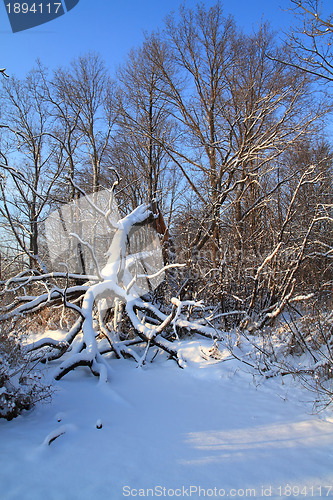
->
0;1;333;488
1;0;333;413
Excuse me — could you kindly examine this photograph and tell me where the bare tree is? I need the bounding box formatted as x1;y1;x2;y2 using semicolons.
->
32;62;83;203
0;67;64;270
116;40;172;200
286;0;333;83
54;53;118;194
141;4;323;313
155;8;316;238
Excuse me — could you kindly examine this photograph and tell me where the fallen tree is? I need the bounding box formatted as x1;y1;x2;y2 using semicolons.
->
0;199;221;384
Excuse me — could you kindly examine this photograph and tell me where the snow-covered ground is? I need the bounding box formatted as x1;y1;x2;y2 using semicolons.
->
1;339;333;500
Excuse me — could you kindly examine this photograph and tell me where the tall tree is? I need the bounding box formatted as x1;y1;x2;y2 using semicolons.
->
110;36;180;227
54;53;117;194
148;5;319;261
0;67;63;270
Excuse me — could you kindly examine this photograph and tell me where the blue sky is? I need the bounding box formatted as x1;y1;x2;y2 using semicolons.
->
1;0;293;78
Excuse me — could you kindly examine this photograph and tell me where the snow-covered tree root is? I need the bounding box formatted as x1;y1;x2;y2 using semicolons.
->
1;203;221;384
19;280;220;382
51;283;221;381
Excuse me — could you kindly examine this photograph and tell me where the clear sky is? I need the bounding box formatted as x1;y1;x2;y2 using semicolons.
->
1;0;293;78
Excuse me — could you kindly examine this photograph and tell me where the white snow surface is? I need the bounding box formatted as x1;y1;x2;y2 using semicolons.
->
1;339;333;500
